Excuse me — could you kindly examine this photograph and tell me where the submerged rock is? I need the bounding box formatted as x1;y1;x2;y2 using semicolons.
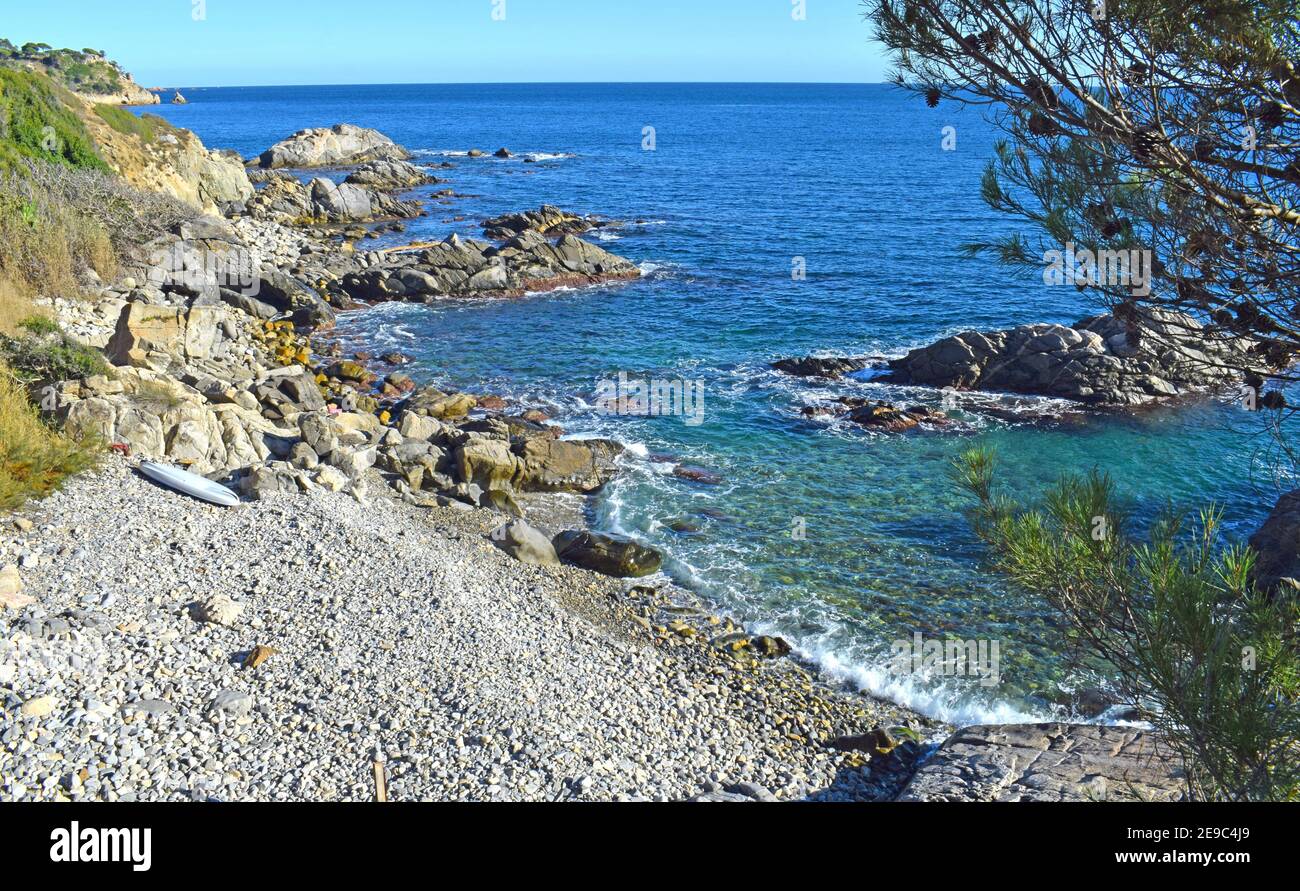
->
771;356;870;379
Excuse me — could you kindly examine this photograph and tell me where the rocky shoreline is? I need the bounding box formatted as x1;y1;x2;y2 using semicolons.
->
1;118;1189;802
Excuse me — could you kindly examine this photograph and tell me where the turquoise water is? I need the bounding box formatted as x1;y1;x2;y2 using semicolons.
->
150;83;1287;723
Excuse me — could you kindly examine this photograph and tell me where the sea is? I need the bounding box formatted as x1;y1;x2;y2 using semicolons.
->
144;82;1287;725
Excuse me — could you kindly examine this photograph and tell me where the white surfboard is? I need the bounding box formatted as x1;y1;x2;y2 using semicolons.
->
138;461;240;508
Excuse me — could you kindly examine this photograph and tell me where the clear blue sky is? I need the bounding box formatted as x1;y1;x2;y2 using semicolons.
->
3;0;889;87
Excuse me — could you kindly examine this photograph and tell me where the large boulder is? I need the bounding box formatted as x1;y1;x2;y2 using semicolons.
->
552;530;663;578
455;438;520;491
105;303;223;371
309;178;374;221
1248;489;1300;594
897;723;1185;802
255;124;411;169
514;437;622;493
491;520;560;566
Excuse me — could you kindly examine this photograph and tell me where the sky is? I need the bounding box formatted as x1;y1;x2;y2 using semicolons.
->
1;0;891;87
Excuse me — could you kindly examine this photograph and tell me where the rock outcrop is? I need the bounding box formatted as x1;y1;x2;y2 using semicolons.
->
885;309;1258;406
255;124;411;169
244;173;420;224
82;107;253;215
343;159;437;190
898;723;1185;802
341;230;639;303
771;356;869;379
481;205;617;241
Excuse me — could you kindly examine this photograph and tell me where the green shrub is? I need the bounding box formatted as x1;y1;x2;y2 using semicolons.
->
16;315;59;336
0;67;108;173
0;325;108;384
0;361;98;511
955;447;1300;801
92;105;171;143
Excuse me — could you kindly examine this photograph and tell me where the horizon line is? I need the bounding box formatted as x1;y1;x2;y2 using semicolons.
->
148;79;896;90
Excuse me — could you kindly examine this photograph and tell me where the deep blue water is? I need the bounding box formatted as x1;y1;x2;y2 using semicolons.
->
147;83;1286;723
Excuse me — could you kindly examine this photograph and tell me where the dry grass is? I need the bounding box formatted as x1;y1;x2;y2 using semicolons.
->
0;362;98;512
0;273;46;336
0;165;116;301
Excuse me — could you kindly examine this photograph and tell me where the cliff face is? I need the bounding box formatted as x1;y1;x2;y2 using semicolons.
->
80;101;252;215
1;42;245;214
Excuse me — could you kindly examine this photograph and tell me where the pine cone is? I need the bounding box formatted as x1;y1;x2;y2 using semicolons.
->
1257;101;1285;129
1028;112;1056;136
1024;77;1059;109
1132;127;1164;160
925;87;941;108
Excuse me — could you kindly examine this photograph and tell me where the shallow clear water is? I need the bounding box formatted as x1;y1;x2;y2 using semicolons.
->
149;83;1287;723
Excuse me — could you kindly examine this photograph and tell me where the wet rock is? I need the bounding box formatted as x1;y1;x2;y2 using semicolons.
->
552;530;663;578
771;356;870;379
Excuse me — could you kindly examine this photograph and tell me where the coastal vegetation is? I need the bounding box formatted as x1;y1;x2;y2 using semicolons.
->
0;40;125;97
869;1;1300;796
0;362;98;511
957;449;1300;801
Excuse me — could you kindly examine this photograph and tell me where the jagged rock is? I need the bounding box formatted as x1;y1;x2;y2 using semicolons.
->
897;723;1185;802
84;114;253;215
481;205;615;240
771;356;869;379
298;413;339;457
886;309;1260;406
491;520;560;566
59;367;275;474
105;303;222;371
255;124;411;169
340;231;638;303
552;530;663;578
344;159;436;190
